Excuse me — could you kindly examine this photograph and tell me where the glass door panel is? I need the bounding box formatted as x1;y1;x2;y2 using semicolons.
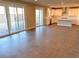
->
36;9;40;26
22;8;25;30
39;9;43;26
0;6;9;36
17;8;25;31
9;7;18;33
36;8;43;27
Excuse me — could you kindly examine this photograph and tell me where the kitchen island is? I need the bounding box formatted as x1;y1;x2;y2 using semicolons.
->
57;19;72;27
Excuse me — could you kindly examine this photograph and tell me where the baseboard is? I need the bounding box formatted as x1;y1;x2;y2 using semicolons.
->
26;26;36;30
72;24;79;26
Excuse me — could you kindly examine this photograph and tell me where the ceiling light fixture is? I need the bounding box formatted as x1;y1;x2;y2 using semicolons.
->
48;4;50;5
35;0;38;2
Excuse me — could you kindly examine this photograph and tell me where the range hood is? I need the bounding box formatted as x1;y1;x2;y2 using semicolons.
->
62;7;68;16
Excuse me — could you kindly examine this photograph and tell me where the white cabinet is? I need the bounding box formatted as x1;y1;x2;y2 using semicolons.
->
57;19;72;27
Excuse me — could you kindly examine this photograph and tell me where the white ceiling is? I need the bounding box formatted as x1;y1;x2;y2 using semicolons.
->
22;0;79;8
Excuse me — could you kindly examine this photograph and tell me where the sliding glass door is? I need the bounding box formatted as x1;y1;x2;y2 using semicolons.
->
0;6;9;36
36;8;43;27
36;9;40;26
9;7;18;33
9;6;25;33
0;3;26;37
39;9;43;26
17;8;25;31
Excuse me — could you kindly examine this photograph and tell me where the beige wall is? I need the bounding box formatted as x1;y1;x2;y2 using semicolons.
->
24;4;36;30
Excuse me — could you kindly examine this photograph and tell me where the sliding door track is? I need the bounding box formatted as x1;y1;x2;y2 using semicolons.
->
0;30;26;38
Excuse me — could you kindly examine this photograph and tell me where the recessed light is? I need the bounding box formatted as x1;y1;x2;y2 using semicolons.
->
35;0;38;2
48;4;50;5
